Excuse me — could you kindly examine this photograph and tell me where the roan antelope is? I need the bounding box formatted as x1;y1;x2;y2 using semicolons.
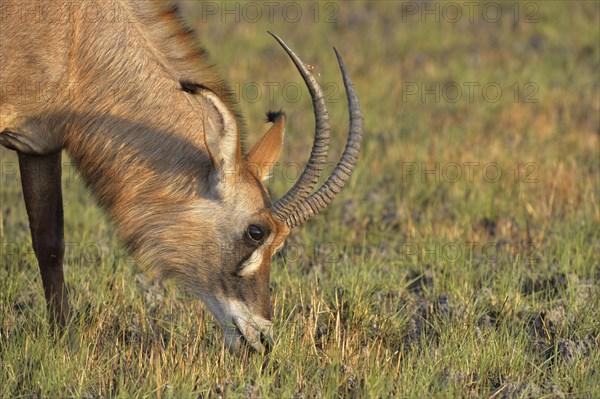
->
0;0;363;353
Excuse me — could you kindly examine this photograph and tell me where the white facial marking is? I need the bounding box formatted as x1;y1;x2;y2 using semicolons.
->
238;249;263;276
274;241;284;254
238;234;274;276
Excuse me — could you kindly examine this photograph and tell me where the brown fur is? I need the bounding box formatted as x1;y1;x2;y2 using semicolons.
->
1;0;290;352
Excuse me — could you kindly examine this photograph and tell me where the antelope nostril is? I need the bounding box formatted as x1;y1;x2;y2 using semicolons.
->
231;315;273;354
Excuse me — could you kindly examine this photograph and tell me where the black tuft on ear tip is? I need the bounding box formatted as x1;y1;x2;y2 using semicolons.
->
265;110;285;123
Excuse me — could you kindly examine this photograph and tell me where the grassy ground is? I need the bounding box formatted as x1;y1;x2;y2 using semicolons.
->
1;1;599;397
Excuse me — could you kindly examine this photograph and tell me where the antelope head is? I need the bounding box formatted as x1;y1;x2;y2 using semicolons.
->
180;33;363;354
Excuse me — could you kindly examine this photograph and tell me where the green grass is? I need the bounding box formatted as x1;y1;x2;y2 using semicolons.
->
1;1;599;397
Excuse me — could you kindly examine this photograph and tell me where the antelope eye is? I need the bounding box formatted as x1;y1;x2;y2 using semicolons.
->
246;224;265;243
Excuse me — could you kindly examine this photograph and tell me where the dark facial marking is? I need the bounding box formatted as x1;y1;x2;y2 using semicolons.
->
234;253;253;276
248;173;272;205
180;80;210;94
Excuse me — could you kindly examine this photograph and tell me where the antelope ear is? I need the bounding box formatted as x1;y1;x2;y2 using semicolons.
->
246;112;285;181
200;91;241;178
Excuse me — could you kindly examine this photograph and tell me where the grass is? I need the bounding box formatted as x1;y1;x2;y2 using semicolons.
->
1;1;599;397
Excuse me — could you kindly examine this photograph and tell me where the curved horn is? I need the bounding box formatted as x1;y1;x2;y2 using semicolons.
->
268;32;331;221
285;48;364;228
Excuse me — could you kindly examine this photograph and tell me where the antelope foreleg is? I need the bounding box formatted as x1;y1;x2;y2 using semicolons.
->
18;151;69;329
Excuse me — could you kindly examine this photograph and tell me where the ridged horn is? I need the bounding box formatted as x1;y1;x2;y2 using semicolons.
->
268;32;331;222
285;48;364;228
